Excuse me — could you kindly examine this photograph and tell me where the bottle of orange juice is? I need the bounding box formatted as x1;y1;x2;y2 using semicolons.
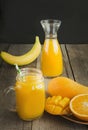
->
40;19;63;77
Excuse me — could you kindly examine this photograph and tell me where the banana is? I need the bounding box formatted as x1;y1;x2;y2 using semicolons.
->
1;36;41;66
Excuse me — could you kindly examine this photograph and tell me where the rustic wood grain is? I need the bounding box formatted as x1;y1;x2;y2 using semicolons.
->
0;44;88;130
66;44;88;86
61;44;74;79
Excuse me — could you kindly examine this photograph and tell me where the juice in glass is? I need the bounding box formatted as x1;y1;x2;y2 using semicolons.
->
15;68;45;121
41;38;63;77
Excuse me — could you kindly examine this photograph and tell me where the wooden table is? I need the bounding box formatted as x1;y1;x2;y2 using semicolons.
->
0;44;88;130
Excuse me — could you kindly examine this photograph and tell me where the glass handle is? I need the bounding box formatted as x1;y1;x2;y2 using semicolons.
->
3;86;16;112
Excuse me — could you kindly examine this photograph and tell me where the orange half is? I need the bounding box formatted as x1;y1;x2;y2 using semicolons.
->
70;94;88;121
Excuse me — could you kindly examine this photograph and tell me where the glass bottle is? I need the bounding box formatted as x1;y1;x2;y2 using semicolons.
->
40;19;63;77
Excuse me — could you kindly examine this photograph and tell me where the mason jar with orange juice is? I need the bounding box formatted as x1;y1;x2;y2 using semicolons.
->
4;68;45;121
40;19;63;77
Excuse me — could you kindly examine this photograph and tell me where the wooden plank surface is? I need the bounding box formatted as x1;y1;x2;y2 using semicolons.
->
66;44;88;85
0;44;88;130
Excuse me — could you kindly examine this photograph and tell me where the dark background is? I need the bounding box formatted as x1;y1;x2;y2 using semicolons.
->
0;0;88;44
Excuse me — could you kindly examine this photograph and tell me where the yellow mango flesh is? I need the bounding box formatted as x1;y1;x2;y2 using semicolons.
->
45;96;70;115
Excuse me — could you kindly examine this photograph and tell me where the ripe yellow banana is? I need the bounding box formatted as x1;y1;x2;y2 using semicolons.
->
1;36;41;66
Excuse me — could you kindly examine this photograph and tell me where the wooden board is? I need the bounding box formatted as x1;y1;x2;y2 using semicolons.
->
0;44;88;130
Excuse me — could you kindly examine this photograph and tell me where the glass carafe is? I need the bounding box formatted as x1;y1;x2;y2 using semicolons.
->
40;19;63;77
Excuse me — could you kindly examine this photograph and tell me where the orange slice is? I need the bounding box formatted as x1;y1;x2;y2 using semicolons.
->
70;94;88;121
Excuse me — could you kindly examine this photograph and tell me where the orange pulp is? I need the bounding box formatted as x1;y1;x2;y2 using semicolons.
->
41;39;63;77
15;75;45;121
70;94;88;121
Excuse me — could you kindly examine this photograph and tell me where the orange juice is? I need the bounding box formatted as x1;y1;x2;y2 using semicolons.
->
15;68;45;121
41;39;63;77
